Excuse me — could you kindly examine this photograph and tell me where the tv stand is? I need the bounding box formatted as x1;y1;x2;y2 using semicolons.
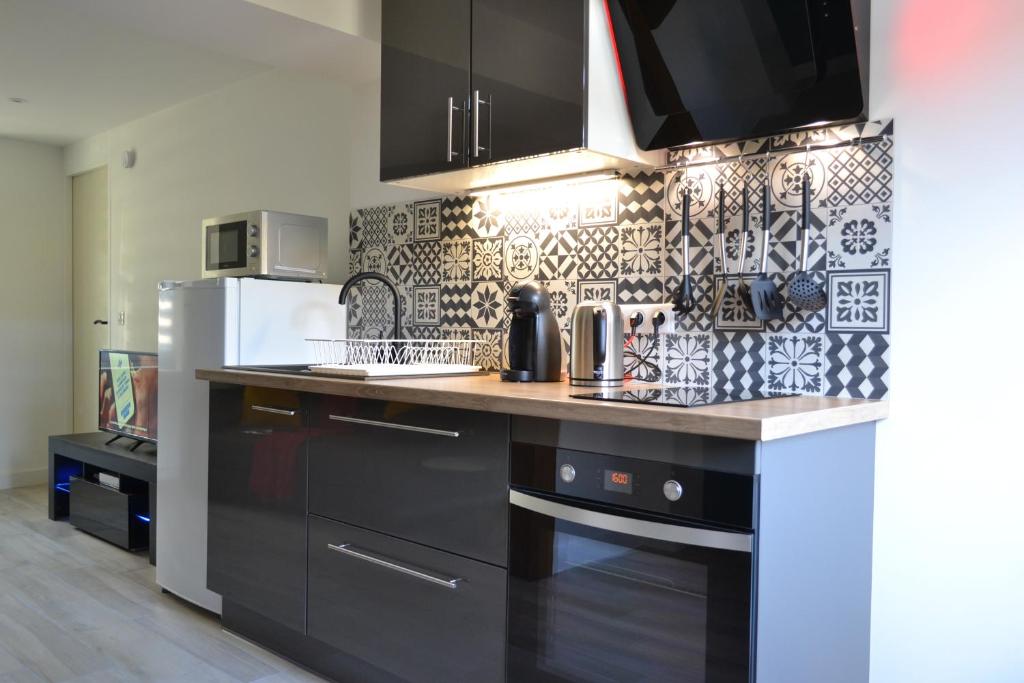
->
48;432;157;564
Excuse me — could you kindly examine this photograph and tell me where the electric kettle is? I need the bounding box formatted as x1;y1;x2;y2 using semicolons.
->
569;300;624;387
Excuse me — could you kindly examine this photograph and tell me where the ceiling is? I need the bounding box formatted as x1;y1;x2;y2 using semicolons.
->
0;0;380;146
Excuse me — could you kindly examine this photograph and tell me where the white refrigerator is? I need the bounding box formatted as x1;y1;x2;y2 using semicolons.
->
156;277;346;613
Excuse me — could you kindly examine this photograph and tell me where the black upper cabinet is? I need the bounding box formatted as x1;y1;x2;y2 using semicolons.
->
380;0;586;180
380;0;471;181
469;0;585;165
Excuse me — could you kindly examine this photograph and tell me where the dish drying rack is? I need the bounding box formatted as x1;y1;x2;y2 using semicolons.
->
306;338;486;379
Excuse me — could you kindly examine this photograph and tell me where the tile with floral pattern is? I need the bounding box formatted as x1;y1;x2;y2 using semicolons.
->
826;204;892;270
827;270;890;333
662;333;711;386
766;334;824;395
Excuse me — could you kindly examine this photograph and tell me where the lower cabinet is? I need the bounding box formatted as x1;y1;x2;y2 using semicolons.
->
207;383;308;633
307;515;507;683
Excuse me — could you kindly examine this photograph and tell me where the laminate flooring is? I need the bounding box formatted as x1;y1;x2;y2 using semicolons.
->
0;485;326;683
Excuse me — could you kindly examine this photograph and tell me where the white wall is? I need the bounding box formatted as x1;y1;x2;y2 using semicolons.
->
349;79;434;209
869;2;1023;681
0;137;72;488
65;68;353;352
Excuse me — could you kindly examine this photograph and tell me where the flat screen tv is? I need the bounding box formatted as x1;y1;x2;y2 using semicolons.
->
99;349;158;444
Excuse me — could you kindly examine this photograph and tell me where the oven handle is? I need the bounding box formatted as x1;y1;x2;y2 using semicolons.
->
510;490;752;554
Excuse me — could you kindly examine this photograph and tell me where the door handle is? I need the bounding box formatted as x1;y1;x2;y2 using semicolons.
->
93;319;108;325
328;414;459;438
328;543;463;590
446;96;463;163
472;90;491;158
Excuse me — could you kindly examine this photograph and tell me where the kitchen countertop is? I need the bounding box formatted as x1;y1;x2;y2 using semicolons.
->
195;369;887;441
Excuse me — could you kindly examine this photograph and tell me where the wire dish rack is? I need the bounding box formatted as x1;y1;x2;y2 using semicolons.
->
306;338;485;379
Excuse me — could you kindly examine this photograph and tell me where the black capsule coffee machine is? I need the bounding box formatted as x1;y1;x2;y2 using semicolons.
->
500;281;562;382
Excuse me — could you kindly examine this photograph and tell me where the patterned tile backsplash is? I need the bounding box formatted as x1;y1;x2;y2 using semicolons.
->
349;119;893;399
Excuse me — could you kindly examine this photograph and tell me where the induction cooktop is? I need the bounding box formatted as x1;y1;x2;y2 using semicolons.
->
571;385;793;408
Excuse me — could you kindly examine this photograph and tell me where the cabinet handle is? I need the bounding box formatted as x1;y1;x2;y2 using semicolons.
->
327;543;463;590
446;96;462;162
472;90;491;158
251;405;297;417
328;414;459;438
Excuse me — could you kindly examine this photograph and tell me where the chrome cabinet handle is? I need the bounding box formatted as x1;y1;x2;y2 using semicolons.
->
446;96;462;162
328;414;459;438
251;405;297;417
472;90;490;158
510;490;753;554
327;543;463;590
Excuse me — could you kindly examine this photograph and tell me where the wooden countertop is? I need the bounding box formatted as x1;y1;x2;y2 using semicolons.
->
195;369;887;441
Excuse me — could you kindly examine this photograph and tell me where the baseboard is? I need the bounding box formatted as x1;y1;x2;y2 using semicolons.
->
0;467;48;491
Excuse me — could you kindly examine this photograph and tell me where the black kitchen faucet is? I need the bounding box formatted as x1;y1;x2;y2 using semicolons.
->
338;272;402;339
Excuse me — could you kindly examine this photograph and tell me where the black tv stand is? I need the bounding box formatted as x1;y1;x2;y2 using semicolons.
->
48;432;157;564
104;433;148;451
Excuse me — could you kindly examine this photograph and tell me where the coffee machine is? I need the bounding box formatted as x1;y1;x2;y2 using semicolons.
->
569;300;625;386
500;281;562;382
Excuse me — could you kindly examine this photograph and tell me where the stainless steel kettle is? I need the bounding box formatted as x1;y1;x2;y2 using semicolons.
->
569;301;624;387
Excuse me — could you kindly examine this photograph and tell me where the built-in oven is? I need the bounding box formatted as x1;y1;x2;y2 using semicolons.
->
509;446;756;683
201;210;328;281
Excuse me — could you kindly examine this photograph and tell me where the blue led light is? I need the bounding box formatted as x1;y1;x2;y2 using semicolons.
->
55;482;71;493
135;514;151;524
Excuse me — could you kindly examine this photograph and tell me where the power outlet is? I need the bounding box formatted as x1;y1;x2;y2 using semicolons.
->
620;303;675;335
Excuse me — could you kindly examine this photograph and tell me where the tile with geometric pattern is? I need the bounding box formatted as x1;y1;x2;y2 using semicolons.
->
712;332;766;394
577;226;619;279
439;283;474;328
824;333;890;399
618;171;664;227
827;139;894;207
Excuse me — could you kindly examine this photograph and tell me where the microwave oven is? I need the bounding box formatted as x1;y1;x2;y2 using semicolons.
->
201;210;328;281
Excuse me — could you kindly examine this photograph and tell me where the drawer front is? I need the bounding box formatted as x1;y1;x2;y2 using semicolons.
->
207;383;308;633
307;515;506;683
308;396;509;566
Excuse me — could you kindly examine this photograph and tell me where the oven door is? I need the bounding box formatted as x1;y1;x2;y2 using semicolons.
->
508;489;754;683
202;219;252;277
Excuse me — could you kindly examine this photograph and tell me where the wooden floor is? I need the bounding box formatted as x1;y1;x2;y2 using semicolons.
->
0;485;326;683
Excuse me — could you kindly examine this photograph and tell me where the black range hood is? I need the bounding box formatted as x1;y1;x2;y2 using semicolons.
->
606;0;871;150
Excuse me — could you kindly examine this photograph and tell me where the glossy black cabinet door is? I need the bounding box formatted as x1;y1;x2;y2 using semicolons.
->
470;0;586;165
307;396;510;566
307;515;507;683
380;0;471;181
207;383;308;633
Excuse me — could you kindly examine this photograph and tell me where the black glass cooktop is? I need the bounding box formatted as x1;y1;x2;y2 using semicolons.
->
571;386;793;408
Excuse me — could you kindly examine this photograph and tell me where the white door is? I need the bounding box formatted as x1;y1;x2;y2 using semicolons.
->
72;167;109;432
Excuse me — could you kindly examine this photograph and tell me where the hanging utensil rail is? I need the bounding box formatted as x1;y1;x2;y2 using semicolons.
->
657;134;892;173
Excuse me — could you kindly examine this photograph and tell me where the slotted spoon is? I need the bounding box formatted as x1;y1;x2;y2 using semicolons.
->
788;174;827;312
750;180;785;320
670;189;696;315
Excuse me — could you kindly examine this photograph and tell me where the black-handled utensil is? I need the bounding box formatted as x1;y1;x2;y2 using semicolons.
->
735;182;754;312
750;180;785;320
670;189;696;316
709;184;728;317
788;174;827;312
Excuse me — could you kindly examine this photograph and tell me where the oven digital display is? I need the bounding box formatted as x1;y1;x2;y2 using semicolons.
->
603;469;633;494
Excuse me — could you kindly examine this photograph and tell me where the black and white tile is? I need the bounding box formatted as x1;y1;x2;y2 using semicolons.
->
712;332;766;393
471;237;504;281
350;119;894;400
625;334;661;383
662;333;712;386
577;226;619;279
826;205;892;270
825;333;890;399
714;276;764;331
619;224;663;276
413;286;440;326
766;334;824;395
414;200;441;241
827;270;891;334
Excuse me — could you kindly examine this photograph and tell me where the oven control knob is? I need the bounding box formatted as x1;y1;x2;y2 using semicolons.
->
663;480;683;502
249;245;260;257
559;464;576;483
248;224;259;237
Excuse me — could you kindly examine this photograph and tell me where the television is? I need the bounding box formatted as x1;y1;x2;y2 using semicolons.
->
99;350;158;445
